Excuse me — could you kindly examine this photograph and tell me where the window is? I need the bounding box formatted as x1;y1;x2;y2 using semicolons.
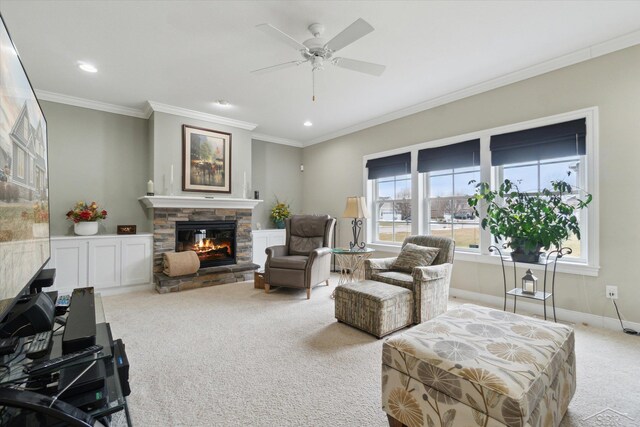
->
426;166;480;250
366;152;411;244
364;108;598;274
491;118;587;260
418;139;481;251
373;174;411;243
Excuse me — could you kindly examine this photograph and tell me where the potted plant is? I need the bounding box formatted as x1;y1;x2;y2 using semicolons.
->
66;201;108;236
270;198;291;229
467;179;592;262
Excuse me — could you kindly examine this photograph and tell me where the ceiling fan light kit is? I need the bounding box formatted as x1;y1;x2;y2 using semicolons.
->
252;18;386;101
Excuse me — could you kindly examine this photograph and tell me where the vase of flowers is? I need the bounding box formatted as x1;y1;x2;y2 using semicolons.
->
66;201;108;236
270;198;291;229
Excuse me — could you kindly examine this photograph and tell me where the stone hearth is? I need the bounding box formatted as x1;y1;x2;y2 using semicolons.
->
150;204;257;292
154;263;257;293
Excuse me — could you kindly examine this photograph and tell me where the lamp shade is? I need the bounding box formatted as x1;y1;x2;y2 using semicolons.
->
342;196;370;219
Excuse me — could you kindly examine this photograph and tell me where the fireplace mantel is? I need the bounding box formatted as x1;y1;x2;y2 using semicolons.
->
139;195;262;210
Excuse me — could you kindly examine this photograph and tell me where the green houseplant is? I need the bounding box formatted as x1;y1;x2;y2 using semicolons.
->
467;179;592;262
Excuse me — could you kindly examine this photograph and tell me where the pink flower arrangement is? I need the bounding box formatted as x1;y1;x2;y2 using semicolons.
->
66;201;108;223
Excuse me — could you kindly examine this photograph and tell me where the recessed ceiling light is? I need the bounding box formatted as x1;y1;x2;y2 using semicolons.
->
78;62;98;73
215;99;231;108
303;121;313;127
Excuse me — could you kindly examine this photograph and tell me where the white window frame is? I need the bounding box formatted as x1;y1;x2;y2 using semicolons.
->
363;107;599;276
370;174;413;244
494;155;587;263
424;165;482;253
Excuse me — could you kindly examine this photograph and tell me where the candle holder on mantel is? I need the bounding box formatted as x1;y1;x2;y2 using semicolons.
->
169;164;175;196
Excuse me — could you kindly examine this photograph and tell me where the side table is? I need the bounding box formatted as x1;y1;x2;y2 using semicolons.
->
331;248;376;285
254;269;266;289
490;245;570;322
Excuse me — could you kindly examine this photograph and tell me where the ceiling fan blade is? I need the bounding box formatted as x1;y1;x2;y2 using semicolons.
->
256;23;308;52
333;58;386;76
251;60;307;74
324;18;374;53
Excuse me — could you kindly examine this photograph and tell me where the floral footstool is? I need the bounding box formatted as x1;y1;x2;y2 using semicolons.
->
382;304;575;427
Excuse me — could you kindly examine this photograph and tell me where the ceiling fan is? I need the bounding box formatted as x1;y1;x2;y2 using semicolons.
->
252;18;386;100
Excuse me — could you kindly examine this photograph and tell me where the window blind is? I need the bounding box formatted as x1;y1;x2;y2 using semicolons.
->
366;152;411;180
490;119;586;166
417;139;480;173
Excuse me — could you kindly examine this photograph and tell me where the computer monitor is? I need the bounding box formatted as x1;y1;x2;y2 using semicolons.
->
0;14;51;325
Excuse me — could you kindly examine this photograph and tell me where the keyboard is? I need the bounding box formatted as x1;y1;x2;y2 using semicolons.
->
24;344;103;376
25;330;53;359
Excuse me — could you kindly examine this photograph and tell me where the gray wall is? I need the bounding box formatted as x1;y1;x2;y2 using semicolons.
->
151;112;252;199
41;101;149;235
251;139;303;228
41;105;300;237
302;45;640;323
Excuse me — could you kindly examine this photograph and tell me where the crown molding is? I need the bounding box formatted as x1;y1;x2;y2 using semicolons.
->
35;90;148;118
303;29;640;147
251;133;303;148
141;102;154;119
146;101;257;131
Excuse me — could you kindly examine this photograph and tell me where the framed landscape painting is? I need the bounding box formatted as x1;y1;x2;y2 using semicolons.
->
182;125;231;193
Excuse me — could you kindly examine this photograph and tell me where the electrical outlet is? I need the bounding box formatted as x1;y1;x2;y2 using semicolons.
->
606;285;618;299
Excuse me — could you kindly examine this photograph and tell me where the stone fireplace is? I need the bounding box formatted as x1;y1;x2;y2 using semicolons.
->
139;196;261;293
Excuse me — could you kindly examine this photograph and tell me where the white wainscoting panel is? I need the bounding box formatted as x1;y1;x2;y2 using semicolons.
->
252;229;286;268
48;234;153;293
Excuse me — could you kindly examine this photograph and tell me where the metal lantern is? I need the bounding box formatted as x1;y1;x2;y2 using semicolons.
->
522;269;538;294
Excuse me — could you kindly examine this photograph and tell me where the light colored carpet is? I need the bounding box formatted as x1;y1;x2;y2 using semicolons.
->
102;275;640;427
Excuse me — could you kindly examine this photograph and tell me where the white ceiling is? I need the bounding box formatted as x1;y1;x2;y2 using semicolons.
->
2;1;640;146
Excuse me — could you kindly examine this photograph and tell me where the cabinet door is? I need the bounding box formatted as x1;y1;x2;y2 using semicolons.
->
88;239;121;289
252;233;269;268
252;230;286;268
121;237;152;286
50;239;89;292
267;230;286;247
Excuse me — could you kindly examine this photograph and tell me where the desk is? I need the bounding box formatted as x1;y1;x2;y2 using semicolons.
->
332;248;375;285
0;294;132;426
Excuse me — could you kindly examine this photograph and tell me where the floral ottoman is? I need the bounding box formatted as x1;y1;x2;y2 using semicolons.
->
382;304;575;427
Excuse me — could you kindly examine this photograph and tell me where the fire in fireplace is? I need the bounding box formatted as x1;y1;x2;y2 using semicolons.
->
175;221;236;268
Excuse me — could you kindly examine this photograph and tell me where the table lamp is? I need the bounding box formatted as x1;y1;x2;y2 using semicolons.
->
342;196;370;250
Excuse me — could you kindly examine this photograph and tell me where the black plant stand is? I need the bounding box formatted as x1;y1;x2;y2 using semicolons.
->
490;244;571;322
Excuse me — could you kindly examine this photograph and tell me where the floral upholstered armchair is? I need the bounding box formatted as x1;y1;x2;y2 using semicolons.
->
364;235;454;324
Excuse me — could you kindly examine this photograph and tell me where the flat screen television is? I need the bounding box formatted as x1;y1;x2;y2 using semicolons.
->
0;14;51;323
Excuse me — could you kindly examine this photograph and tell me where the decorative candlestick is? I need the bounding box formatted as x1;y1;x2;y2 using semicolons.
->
147;180;154;196
170;164;175;196
243;172;247;199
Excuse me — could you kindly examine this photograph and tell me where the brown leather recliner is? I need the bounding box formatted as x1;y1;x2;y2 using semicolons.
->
264;215;336;299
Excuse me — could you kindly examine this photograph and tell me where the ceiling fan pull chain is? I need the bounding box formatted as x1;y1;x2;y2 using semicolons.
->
312;68;316;101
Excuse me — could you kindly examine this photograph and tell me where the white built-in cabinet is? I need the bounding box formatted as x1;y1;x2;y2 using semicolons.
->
251;229;286;268
47;234;153;293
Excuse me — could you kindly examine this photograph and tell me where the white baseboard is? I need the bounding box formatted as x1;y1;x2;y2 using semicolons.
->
94;283;154;296
449;287;640;333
